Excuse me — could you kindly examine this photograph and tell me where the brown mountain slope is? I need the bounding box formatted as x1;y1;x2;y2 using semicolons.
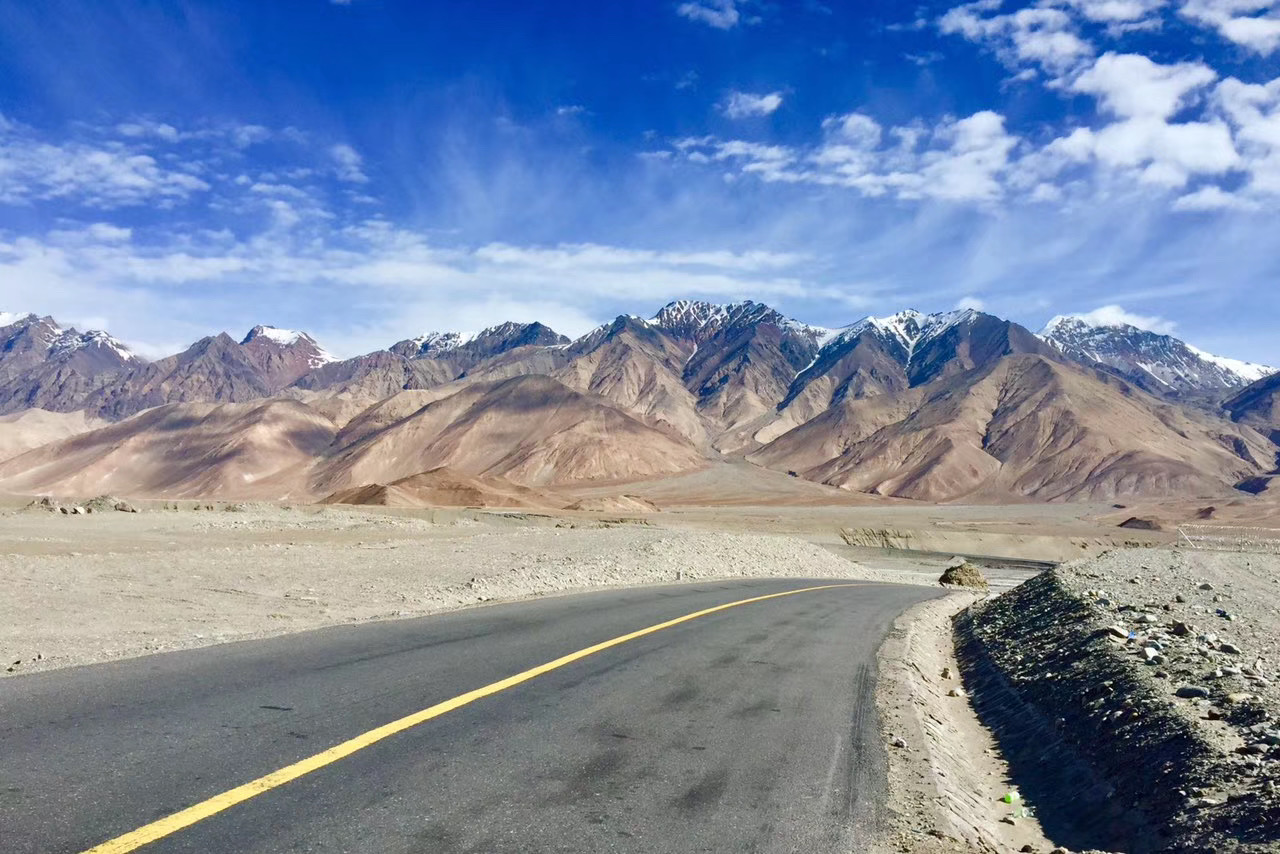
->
748;389;926;475
311;374;705;493
555;317;707;446
291;351;451;400
758;354;1275;502
0;409;107;464
331;388;464;447
0;400;336;498
684;321;816;442
1226;372;1280;441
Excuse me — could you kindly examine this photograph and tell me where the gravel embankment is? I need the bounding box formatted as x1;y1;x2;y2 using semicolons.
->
960;547;1280;853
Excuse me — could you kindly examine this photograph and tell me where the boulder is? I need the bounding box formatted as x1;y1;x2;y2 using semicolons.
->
939;557;988;589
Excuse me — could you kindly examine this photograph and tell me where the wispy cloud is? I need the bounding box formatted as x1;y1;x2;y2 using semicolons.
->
0;116;210;207
721;90;784;118
329;143;368;183
676;0;743;29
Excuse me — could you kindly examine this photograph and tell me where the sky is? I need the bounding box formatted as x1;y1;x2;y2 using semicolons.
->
0;0;1278;362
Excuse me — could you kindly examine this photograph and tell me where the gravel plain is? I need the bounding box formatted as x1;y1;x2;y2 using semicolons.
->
0;503;925;676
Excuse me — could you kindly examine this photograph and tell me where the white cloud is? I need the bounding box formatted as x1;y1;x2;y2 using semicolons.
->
1074;304;1178;333
1173;184;1262;209
940;1;1094;73
1069;52;1216;119
821;113;883;148
0;220;820;356
1055;0;1168;22
676;0;742;29
678;109;1019;202
1037;53;1238;188
956;295;986;310
1214;75;1280;195
1053;118;1239;186
1180;0;1280;54
115;120;180;142
722;91;784;119
329;143;368;183
85;223;133;242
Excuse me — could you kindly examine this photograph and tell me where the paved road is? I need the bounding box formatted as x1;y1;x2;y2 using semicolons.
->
0;578;940;853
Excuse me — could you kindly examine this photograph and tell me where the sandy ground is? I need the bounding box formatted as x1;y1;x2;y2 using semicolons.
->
0;503;949;676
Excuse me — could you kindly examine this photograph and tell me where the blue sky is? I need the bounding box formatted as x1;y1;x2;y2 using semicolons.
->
0;0;1278;362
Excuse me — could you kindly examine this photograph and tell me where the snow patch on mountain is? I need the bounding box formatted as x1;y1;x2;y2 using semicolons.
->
1187;345;1274;384
245;326;308;346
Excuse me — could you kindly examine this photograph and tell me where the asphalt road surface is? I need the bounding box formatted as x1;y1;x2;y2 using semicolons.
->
0;578;941;853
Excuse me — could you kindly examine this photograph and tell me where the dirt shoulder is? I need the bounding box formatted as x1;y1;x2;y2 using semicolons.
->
875;592;1058;854
0;504;929;676
960;548;1280;853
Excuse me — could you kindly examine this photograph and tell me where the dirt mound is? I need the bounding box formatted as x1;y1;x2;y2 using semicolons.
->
1118;516;1162;530
564;494;660;513
938;558;988;589
320;483;423;507
322;467;565;509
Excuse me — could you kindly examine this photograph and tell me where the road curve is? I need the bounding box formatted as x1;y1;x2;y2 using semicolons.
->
0;578;941;853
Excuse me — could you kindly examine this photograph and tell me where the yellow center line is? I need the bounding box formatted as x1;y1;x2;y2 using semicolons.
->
80;582;863;853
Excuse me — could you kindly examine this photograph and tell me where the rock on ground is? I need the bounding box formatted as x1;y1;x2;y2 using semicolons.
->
940;558;989;589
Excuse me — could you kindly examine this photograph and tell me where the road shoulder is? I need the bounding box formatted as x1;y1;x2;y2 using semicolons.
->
874;591;1055;854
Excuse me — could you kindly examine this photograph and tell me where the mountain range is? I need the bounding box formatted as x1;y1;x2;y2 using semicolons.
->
0;302;1276;505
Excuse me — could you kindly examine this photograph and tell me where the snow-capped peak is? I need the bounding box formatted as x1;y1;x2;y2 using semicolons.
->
49;328;141;362
241;325;337;366
825;308;979;361
410;330;479;352
243;325;310;347
652;299;729;327
650;299;831;342
1185;346;1272;384
1039;313;1274;392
